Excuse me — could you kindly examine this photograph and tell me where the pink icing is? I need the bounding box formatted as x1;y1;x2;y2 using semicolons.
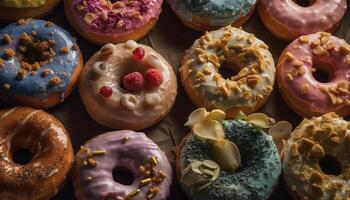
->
277;33;350;116
70;0;162;35
261;0;347;36
73;130;172;200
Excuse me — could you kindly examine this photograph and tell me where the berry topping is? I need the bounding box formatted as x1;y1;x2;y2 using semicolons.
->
122;72;145;92
144;68;163;89
132;47;145;61
100;86;113;97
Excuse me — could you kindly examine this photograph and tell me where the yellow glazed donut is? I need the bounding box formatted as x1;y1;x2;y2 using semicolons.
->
180;26;275;118
282;112;350;199
79;41;177;130
0;0;60;22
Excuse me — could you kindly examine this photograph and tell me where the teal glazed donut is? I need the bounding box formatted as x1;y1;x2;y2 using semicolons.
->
0;19;83;109
167;0;256;31
178;120;281;200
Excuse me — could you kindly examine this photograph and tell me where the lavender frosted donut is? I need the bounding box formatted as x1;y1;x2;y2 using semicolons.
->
64;0;163;44
73;131;172;200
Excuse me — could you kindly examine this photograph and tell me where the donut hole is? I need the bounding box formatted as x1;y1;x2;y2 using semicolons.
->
12;148;33;165
10;124;51;165
118;57;150;90
293;0;316;7
218;66;238;79
109;0;119;3
112;166;134;185
312;60;334;83
16;32;56;65
319;155;342;176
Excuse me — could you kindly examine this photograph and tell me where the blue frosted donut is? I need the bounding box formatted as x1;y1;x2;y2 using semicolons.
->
177;120;281;200
0;19;83;109
167;0;256;31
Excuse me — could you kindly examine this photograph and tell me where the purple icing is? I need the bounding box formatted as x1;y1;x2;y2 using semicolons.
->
73;130;172;200
70;0;162;34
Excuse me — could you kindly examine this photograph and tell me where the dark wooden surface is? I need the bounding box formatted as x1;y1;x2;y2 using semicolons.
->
0;1;350;199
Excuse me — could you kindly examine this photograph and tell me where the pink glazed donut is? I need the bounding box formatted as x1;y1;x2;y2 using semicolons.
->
73;130;173;200
64;0;163;45
258;0;347;41
277;32;350;118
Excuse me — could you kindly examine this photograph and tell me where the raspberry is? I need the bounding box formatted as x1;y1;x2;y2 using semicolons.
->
132;47;145;61
144;68;163;89
122;72;144;92
99;86;113;97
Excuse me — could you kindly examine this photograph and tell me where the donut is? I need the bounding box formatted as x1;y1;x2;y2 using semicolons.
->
276;32;350;118
167;0;256;31
0;0;60;22
176;108;281;200
0;19;83;109
258;0;347;41
64;0;163;45
180;26;275;118
282;112;350;199
73;130;172;200
79;41;177;130
0;106;74;200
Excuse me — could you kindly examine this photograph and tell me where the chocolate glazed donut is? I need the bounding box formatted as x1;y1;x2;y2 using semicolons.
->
0;107;74;200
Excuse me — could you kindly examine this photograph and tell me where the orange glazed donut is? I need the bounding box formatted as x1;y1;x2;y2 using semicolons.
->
258;0;347;41
0;0;60;22
277;32;350;118
79;41;177;130
0;107;74;200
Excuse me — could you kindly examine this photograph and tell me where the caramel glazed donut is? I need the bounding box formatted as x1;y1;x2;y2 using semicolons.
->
258;0;347;41
180;26;275;118
0;107;74;200
79;41;177;130
282;112;350;200
0;0;60;23
277;32;350;118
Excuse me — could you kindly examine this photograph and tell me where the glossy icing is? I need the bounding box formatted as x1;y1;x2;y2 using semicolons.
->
73;131;172;200
277;32;350;116
0;107;73;199
179;119;281;200
180;26;275;113
260;0;347;36
0;19;81;100
79;41;177;130
0;0;46;8
69;0;162;35
282;113;350;199
167;0;256;27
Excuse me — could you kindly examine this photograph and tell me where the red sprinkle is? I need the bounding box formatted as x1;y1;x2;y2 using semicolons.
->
144;68;163;89
122;72;144;92
99;86;113;97
132;47;145;61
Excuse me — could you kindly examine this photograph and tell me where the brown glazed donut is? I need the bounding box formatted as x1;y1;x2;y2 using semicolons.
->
0;107;74;200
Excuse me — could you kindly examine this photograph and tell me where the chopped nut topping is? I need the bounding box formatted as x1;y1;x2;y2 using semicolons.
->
311;39;321;48
310;171;323;184
45;21;54;27
3;48;15;59
16;69;27;80
298;138;315;153
340;44;350;55
301;84;309;95
3;83;10;90
17;18;30;26
59;47;69;54
84;13;96;24
2;34;12;44
71;44;79;51
0;58;4;68
310;144;325;158
299;36;310;43
287;73;294;81
49;76;61;86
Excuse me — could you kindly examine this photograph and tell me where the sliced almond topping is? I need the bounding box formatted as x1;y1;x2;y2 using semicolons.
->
311;39;321;48
340;44;350;55
301;84;309;95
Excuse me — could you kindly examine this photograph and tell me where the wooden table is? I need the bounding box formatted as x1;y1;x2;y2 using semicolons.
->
1;1;350;199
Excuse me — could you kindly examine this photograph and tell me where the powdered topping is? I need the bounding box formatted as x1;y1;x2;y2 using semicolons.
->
72;0;162;33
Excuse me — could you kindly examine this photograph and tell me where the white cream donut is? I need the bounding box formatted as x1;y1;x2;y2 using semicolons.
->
180;26;275;117
79;41;177;130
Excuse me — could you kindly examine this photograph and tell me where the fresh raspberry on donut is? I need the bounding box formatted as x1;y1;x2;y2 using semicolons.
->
122;72;144;92
132;47;145;61
144;68;163;89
